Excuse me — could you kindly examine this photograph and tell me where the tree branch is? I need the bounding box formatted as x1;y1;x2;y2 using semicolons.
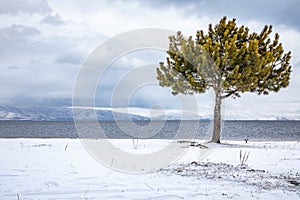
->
221;89;238;99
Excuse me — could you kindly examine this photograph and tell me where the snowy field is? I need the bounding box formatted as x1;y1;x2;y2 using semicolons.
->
0;139;299;200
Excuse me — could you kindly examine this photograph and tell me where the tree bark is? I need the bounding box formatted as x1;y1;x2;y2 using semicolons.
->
211;91;222;143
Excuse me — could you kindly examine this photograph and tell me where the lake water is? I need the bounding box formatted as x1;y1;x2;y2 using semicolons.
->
0;120;299;141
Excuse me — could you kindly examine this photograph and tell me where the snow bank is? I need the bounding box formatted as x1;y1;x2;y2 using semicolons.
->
0;139;299;199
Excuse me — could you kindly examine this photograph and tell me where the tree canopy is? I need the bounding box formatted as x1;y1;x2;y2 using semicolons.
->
157;16;291;98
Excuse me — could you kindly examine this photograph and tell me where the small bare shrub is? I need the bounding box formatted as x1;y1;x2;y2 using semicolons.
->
239;149;250;166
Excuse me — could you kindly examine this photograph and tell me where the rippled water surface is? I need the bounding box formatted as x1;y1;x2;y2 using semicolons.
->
0;120;299;141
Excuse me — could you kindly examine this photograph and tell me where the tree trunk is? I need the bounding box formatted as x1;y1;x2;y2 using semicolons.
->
211;91;222;143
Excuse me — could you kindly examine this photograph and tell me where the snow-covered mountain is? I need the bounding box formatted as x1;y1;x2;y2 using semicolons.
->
152;113;210;121
0;106;73;120
0;106;149;121
0;105;298;121
98;107;207;121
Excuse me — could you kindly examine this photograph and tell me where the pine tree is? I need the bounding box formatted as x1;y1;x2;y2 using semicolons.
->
157;16;292;143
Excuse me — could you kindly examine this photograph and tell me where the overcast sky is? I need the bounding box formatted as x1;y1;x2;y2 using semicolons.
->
0;0;299;119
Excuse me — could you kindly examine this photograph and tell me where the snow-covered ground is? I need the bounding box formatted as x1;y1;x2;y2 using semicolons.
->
0;139;299;200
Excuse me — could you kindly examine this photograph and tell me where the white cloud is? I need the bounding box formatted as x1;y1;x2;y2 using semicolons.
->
48;0;208;36
276;27;300;65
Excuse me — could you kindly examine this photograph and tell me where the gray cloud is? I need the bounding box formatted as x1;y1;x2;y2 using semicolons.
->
294;61;300;68
134;0;300;30
7;66;20;70
0;24;105;105
55;51;84;65
93;50;177;108
0;24;40;41
41;14;65;26
0;24;41;55
0;0;51;15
